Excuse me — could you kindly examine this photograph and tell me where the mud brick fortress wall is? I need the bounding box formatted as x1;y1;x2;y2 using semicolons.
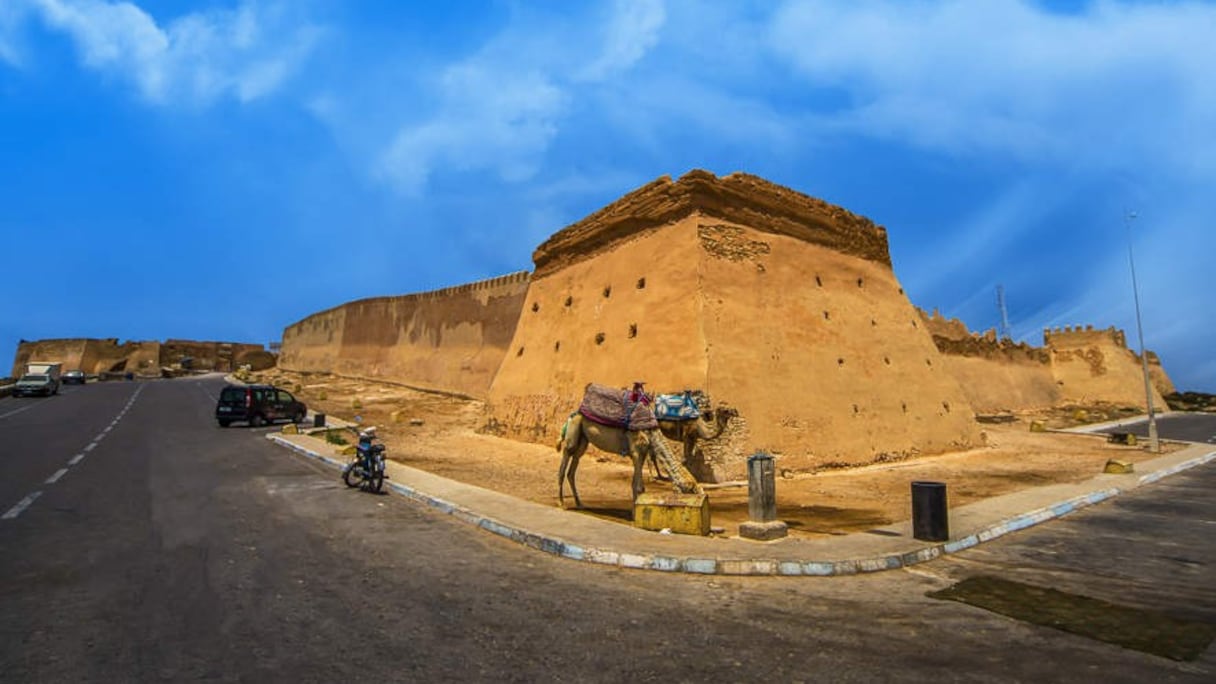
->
486;171;983;480
278;272;530;398
12;338;268;377
1043;325;1171;406
918;309;1059;413
917;310;1173;413
276;170;1175;481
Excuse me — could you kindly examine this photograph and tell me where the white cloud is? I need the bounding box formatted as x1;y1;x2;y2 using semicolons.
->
577;0;666;81
374;1;670;194
768;0;1216;176
378;65;568;194
26;0;319;104
0;2;34;65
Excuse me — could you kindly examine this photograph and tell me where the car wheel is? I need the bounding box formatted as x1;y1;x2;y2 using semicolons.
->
250;414;265;428
218;419;231;428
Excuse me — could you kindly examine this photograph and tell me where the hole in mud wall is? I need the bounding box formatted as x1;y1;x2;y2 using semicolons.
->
871;319;877;327
852;403;859;414
554;341;561;352
531;302;539;312
636;277;646;289
899;287;904;295
565;296;573;307
942;401;951;413
815;275;822;287
595;332;606;345
837;357;845;366
911;319;918;328
902;402;908;413
857;277;864;288
628;323;637;339
603;286;612;298
884;356;891;365
823;311;830;321
925;358;933;367
516;347;524;357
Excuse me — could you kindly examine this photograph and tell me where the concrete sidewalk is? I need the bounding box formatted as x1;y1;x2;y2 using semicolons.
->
267;430;1216;577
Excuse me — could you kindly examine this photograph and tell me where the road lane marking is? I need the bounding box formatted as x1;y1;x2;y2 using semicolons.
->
69;453;85;465
0;401;42;420
102;426;111;433
84;442;97;452
2;492;42;520
45;468;68;484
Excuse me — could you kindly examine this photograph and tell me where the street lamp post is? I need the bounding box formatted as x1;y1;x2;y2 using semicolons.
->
1125;210;1160;452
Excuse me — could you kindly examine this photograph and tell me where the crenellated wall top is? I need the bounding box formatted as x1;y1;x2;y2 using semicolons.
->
1043;325;1128;350
283;270;531;332
531;170;892;278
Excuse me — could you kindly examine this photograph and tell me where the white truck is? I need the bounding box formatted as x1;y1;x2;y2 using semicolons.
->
13;362;62;397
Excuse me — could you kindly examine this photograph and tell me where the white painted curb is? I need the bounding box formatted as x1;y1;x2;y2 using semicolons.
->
267;434;1216;577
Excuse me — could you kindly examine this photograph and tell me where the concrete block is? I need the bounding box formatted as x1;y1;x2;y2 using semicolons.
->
633;492;710;536
1029;420;1046;432
1104;458;1135;474
281;424;298;435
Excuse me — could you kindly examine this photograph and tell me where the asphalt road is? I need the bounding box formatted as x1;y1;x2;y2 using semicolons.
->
1098;412;1216;445
1;377;1213;682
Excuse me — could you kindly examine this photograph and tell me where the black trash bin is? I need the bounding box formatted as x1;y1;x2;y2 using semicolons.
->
911;481;948;542
313;413;326;428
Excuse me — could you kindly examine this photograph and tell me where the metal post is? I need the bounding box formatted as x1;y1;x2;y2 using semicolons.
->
747;452;777;522
1125;211;1160;452
739;452;787;540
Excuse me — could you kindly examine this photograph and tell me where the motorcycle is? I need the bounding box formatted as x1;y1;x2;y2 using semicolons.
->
342;424;386;493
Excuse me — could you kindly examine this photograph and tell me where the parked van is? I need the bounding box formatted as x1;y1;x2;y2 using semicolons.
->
215;384;306;428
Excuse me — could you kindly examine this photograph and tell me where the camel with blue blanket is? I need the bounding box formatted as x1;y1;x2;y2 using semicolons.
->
652;390;736;481
557;382;702;509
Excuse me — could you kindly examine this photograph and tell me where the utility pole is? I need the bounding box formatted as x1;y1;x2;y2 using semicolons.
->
1125;210;1160;452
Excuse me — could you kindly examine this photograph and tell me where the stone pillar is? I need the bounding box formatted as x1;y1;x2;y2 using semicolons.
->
739;452;788;540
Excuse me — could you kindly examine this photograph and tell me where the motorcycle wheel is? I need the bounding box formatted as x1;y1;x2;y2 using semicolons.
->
342;464;361;488
366;465;384;494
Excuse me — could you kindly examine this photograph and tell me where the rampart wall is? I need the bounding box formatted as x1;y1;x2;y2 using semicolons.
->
279;272;530;398
1044;325;1168;408
489;211;982;481
12;338;265;377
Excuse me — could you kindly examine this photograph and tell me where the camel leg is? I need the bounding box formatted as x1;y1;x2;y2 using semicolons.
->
557;444;572;508
566;441;587;509
630;439;647;502
557;416;582;508
558;425;588;509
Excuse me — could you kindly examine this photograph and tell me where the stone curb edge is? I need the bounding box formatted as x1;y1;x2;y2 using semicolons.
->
266;435;1216;577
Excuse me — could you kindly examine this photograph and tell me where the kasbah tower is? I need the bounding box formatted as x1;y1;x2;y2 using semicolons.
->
484;170;983;480
282;170;1169;482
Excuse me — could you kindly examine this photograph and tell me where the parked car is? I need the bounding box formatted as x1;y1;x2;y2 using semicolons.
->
12;373;58;397
215;384;306;428
62;369;87;385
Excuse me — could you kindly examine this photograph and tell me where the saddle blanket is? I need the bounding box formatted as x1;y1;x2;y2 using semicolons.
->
654;391;701;421
578;383;658;431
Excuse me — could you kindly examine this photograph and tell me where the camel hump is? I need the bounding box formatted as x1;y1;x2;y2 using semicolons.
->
579;382;658;431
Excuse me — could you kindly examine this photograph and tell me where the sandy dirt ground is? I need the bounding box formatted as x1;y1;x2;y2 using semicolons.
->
253;369;1179;539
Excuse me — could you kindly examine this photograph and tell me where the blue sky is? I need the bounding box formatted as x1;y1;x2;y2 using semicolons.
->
1;0;1213;391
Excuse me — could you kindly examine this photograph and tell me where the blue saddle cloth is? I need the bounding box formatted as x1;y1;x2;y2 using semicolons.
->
654;391;701;421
